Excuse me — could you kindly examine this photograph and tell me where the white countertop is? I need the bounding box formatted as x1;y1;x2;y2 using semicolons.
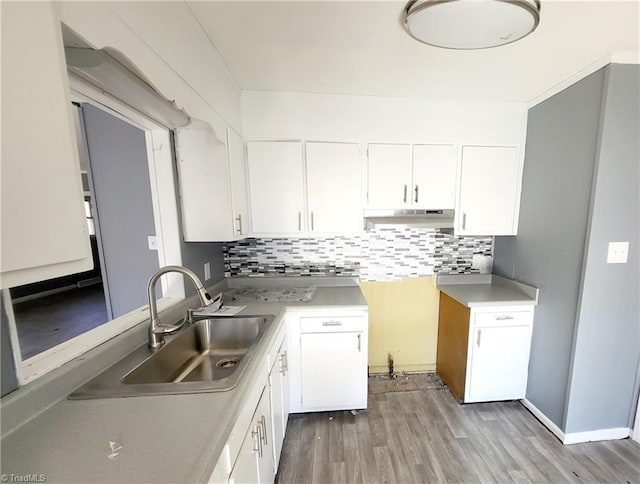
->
0;279;367;483
437;274;538;308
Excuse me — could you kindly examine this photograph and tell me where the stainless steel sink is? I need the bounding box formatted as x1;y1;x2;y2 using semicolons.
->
69;315;274;399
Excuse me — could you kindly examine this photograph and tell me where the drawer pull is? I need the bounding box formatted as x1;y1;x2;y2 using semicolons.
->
260;415;268;445
279;351;288;375
495;315;514;321
322;321;342;327
252;426;262;457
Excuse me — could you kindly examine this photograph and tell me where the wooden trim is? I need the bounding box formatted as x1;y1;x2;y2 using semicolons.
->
436;292;470;400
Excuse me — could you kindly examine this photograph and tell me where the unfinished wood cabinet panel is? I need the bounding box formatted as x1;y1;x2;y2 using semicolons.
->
436;293;470;400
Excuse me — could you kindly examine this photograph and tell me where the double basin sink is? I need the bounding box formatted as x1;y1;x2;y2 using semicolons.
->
70;315;274;399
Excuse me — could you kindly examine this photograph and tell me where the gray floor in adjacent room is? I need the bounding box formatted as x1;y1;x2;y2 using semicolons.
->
276;374;640;484
13;284;109;360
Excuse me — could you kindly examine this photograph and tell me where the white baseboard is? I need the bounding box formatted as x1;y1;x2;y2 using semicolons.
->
520;399;565;442
563;427;631;445
520;399;631;445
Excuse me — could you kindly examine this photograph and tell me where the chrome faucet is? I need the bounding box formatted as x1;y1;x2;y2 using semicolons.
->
147;265;213;349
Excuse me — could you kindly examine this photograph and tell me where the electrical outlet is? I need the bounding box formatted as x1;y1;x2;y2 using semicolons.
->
147;236;158;251
204;262;211;280
607;242;629;264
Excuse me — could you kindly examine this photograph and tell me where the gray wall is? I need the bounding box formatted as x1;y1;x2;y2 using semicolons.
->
82;104;161;318
495;64;640;434
494;68;606;429
564;64;640;433
1;293;19;397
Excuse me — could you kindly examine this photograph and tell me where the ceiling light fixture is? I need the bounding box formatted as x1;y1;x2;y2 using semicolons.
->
403;0;541;50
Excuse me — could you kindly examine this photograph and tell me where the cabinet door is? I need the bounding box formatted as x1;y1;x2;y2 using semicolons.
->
227;128;250;237
306;142;362;232
367;144;412;208
229;417;260;484
412;145;457;209
467;325;532;402
269;340;289;468
230;387;274;484
300;332;365;410
247;141;304;234
457;146;521;235
1;2;93;288
175;121;233;241
255;386;275;484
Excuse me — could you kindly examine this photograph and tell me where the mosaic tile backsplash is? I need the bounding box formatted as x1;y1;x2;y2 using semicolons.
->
223;228;492;282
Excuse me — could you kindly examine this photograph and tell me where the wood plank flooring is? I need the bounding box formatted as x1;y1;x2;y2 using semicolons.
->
276;377;640;484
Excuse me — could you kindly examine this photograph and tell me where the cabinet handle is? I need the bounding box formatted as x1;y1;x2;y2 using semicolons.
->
414;185;419;203
235;214;243;234
462;212;467;230
495;315;514;321
298;211;302;231
322;321;342;327
357;333;361;352
252;426;262;457
280;350;288;374
311;211;314;231
403;184;407;203
477;329;482;347
260;415;268;445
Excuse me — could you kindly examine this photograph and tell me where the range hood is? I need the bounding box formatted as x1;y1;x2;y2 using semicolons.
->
364;209;454;232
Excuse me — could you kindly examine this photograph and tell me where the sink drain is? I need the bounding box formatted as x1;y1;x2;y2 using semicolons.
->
217;358;239;369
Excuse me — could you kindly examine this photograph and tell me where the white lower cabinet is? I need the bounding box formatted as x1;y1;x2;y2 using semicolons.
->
229;387;274;484
210;330;288;484
288;310;368;413
464;307;534;403
437;295;535;404
300;332;365;410
269;339;289;467
467;324;533;403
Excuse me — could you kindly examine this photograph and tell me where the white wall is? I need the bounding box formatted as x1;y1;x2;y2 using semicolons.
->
242;91;527;145
56;1;242;138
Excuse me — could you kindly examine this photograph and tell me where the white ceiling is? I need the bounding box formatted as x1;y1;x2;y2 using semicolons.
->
187;1;639;103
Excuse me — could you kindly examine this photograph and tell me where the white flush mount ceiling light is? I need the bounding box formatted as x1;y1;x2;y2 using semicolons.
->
404;0;541;50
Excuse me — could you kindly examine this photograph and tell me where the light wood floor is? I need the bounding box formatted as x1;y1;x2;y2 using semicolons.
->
276;379;640;484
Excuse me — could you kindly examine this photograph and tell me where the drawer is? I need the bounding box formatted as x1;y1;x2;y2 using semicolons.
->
300;316;365;333
473;310;533;327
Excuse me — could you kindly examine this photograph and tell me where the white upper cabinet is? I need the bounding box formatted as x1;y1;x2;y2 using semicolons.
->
367;144;412;208
227;128;251;237
306;142;362;233
247;141;305;234
457;145;521;236
175;121;234;241
1;2;93;288
367;143;456;210
412;145;457;209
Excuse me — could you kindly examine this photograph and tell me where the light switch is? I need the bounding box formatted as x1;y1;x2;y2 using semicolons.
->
148;236;158;251
204;262;211;281
607;242;629;264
